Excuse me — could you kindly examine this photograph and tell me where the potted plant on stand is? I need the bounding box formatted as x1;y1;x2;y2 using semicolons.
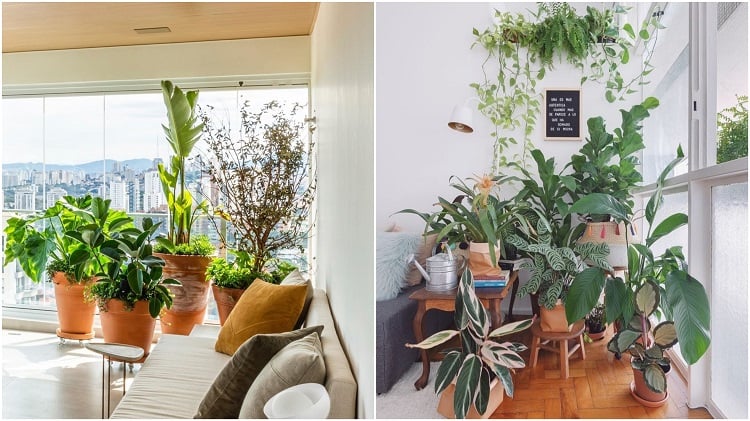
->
86;218;180;362
565;149;711;406
199;100;315;320
153;80;215;335
3;195;134;342
407;267;533;419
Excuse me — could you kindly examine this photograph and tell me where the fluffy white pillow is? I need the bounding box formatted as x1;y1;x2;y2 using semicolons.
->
376;231;421;301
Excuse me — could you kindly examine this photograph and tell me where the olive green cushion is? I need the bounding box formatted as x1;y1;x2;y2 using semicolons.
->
238;332;326;419
194;326;323;419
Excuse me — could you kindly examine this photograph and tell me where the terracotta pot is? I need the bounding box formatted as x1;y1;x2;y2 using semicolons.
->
155;253;212;335
99;299;155;363
212;284;247;325
540;300;572;332
437;378;504;419
52;272;96;339
468;242;503;278
578;221;637;268
630;366;669;407
587;328;607;341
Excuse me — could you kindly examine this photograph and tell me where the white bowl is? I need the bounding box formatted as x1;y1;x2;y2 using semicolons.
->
263;383;330;419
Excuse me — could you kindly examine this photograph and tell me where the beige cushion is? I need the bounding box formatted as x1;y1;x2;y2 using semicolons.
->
238;332;326;418
215;280;308;355
280;269;314;329
194;326;324;419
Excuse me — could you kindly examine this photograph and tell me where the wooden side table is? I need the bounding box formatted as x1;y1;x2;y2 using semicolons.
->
85;342;144;418
408;271;518;390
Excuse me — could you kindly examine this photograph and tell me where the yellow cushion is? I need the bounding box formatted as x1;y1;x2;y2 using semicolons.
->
215;280;308;355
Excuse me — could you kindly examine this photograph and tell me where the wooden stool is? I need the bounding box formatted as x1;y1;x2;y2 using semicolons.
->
529;319;586;379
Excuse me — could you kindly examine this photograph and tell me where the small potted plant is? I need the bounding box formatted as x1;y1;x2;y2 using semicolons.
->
153;80;215;335
584;304;607;341
407;267;533;419
86;217;180;361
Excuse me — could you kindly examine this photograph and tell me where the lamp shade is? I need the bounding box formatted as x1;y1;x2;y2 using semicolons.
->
448;104;474;133
263;383;330;419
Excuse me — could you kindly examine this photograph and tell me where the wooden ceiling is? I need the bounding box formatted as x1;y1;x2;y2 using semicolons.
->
2;2;320;53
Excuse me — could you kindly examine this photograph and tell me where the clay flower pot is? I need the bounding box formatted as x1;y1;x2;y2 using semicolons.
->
155;254;213;335
437;378;504;419
587;328;607;341
99;299;155;363
211;284;246;325
52;272;96;340
630;366;669;407
540;300;572;332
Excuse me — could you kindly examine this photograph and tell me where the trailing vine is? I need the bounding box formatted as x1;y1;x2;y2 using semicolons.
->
471;3;665;171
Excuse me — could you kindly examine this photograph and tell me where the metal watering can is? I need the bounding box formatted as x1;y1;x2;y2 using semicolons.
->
407;244;466;293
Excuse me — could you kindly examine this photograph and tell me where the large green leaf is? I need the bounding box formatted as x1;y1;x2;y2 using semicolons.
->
604;276;631;324
489;364;514;398
642;363;667;393
652;321;678;349
646;213;688;247
474;367;491;416
488;318;533;338
569;193;630;222
454;354;482;419
635;281;659;317
435;351;462;394
665;271;710;364
566;267;606;323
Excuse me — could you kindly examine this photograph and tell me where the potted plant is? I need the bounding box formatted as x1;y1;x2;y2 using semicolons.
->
565;148;711;406
198;99;315;277
86;217;180;361
406;267;533;419
399;174;518;278
584;304;607;341
153;80;215;335
506;148;611;331
570;97;660;267
206;250;297;325
3;195;133;341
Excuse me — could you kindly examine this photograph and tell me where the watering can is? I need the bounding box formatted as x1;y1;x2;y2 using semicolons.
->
407;244;466;293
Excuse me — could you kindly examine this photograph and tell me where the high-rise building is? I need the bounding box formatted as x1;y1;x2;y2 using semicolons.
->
127;179;141;213
3;172;20;187
45;187;68;207
14;185;37;211
108;179;128;210
143;170;164;212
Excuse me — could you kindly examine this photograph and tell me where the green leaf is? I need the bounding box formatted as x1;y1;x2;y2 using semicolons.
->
488;318;533;338
609;329;641;354
652;321;678;349
406;330;460;350
665;271;710;364
569;193;630;222
642;363;667;393
606;90;616;103
604;276;631;324
646;213;688;247
435;351;463;394
623;23;636;39
639;29;650;40
149;298;162;318
474;368;490;416
566;268;606;323
490;364;514;398
635;281;659;316
621;49;630;64
454;354;482;419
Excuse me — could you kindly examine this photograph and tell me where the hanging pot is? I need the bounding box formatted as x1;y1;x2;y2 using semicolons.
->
437;378;504;419
468;242;503;278
52;272;96;340
577;222;637;268
539;300;572;332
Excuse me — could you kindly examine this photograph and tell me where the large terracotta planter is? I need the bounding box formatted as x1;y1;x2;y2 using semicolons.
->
212;284;246;326
630;366;669;407
468;242;503;278
437;378;504;419
52;272;96;340
540;300;572;332
578;221;637;268
99;299;155;363
155;253;213;335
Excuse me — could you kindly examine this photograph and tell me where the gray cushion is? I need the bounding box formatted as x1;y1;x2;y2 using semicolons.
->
280;269;314;329
194;325;323;419
238;332;326;419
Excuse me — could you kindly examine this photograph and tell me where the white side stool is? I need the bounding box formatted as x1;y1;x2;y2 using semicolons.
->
85;342;144;418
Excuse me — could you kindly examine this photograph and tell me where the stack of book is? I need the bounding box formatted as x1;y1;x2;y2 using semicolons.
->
474;270;510;288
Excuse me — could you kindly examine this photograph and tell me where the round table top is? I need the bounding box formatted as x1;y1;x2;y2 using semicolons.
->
85;342;145;362
531;319;585;339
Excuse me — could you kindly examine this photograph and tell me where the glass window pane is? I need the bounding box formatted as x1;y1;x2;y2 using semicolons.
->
710;182;748;418
715;3;748;164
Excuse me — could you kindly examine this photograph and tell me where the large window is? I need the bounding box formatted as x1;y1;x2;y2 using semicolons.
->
2;85;309;321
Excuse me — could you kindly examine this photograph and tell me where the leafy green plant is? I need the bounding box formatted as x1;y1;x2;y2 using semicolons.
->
717;95;748;164
471;3;664;170
398;174;518;266
86;218;180;318
570;97;660;222
565;148;711;393
407;267;533;419
154;235;214;256
206;250;297;289
156;80;212;255
585;303;606;334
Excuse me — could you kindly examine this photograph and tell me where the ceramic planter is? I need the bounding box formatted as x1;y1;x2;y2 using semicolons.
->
155;253;213;335
540;300;572;332
211;284;247;325
630;366;669;407
586;328;607;341
52;272;96;340
577;221;636;268
468;242;502;278
437;378;504;419
99;299;155;363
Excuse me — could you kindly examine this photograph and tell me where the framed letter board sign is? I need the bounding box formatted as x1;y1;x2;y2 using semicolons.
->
545;89;581;140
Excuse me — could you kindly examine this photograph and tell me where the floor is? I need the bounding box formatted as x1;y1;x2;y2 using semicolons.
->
490;324;713;419
2;329;141;419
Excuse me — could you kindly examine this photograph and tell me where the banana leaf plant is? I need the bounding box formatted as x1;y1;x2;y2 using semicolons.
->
406;267;533;419
566;147;711;393
155;80;211;254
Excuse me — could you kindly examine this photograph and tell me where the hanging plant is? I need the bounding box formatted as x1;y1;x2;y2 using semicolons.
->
471;3;665;171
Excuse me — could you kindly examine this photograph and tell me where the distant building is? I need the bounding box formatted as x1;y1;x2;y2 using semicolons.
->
127;179;141;213
46;187;68;207
108;179;128;211
143;170;164;212
14;185;37;211
3;172;20;187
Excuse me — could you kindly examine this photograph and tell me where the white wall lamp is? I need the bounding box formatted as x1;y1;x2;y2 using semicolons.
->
448;98;480;133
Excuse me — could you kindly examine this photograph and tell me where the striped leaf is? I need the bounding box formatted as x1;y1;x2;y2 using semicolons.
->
488;318;533;338
454;355;482;419
489;363;514;397
434;351;462;394
474;367;491;416
546;248;565;271
406;330;460;350
608;329;641;354
480;342;526;369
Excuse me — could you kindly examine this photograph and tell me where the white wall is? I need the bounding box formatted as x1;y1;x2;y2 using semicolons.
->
311;2;374;419
376;2;643;234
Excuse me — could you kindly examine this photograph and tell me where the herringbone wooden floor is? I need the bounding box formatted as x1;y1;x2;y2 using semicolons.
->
489;324;713;419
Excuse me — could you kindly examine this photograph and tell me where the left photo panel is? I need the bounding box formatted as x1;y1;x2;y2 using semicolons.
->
1;2;375;419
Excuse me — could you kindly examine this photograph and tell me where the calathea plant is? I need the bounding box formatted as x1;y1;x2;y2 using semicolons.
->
407;267;532;419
